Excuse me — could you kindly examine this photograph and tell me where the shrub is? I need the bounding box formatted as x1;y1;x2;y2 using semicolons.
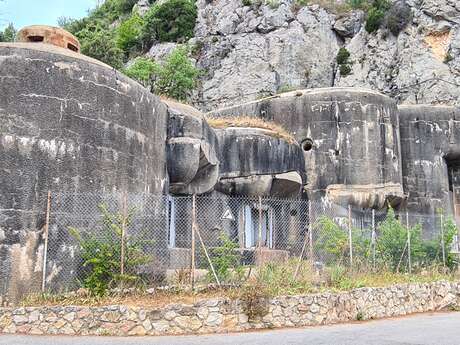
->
0;23;16;42
142;0;197;45
76;23;124;69
124;47;199;100
376;207;423;272
207;233;243;284
346;0;368;10
337;47;351;65
151;46;200;100
384;1;412;36
124;57;157;86
115;0;139;14
69;204;152;296
240;283;270;321
337;47;352;77
315;216;370;267
365;7;386;33
422;216;459;271
365;0;391;33
339;64;352;76
116;14;144;53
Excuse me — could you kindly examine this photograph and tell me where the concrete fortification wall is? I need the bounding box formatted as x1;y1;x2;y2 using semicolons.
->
2;26;460;302
211;88;405;209
0;43;169;300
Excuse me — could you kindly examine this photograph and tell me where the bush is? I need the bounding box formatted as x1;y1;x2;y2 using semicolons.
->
315;216;370;267
336;47;352;77
124;47;199;100
422;216;459;271
151;46;199;100
365;7;386;33
124;57;157;86
142;0;197;45
77;22;124;69
116;14;144;53
365;0;391;33
384;1;412;36
339;64;352;76
0;23;16;42
337;47;351;65
69;204;152;296
376;207;423;272
207;233;243;284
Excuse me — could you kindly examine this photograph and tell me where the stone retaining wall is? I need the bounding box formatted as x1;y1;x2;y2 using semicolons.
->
1;281;459;336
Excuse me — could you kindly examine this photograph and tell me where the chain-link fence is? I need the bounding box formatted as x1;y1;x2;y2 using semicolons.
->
9;192;460;297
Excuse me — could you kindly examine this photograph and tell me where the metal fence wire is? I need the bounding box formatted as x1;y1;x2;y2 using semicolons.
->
14;192;460;296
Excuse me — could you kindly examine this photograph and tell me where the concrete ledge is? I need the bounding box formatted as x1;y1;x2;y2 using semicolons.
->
0;281;459;336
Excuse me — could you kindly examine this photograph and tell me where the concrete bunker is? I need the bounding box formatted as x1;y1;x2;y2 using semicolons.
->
210;88;405;210
16;25;81;53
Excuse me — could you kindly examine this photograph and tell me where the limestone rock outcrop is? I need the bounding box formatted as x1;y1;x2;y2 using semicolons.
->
146;0;460;111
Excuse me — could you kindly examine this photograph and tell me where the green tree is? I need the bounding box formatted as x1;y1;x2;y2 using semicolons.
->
151;46;199;100
142;0;197;45
77;22;124;68
0;23;16;42
116;13;144;53
124;47;199;100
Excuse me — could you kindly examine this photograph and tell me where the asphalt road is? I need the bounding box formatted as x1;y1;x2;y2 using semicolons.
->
1;312;459;345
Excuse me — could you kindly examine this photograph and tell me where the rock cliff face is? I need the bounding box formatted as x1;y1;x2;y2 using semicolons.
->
148;0;460;111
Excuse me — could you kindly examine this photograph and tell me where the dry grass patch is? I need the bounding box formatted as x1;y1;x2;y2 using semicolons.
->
206;116;296;144
21;289;234;308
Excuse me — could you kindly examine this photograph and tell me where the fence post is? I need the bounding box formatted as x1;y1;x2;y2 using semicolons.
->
348;205;353;270
406;210;411;274
308;200;313;263
120;192;128;277
191;194;196;289
41;191;52;293
258;196;263;249
372;209;376;272
440;212;446;269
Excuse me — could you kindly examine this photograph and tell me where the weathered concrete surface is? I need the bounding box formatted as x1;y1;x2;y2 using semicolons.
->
215;127;305;198
399;105;460;216
166;100;219;195
211;88;404;208
0;43;169;301
16;25;81;53
0;280;458;336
